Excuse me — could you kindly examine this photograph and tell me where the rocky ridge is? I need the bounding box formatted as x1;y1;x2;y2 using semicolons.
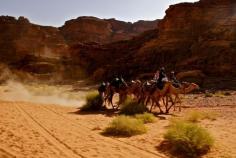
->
70;0;236;88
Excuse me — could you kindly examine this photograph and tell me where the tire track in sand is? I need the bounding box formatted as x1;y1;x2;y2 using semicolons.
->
19;102;166;158
15;103;84;158
0;147;17;158
41;104;167;158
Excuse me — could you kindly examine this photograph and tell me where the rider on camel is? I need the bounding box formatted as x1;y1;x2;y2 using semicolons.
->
154;67;168;89
170;71;181;88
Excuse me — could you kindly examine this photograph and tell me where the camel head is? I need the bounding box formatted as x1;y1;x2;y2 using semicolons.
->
183;82;200;93
190;83;200;90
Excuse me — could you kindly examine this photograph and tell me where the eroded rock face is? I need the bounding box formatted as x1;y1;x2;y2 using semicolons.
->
71;0;236;86
59;16;159;45
0;15;158;81
1;0;235;87
148;0;236;77
0;16;68;63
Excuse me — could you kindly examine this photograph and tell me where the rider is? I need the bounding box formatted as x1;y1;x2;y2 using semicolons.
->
156;67;168;89
111;75;122;90
170;71;181;88
98;81;107;96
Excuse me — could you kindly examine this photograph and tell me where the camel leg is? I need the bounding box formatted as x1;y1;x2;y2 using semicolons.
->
117;93;127;109
144;96;151;106
108;92;116;110
176;96;182;112
163;96;168;113
166;95;176;114
156;100;164;114
149;98;154;112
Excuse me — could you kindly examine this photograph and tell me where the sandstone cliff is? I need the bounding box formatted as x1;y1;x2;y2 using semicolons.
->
70;0;236;88
0;15;158;82
59;16;159;45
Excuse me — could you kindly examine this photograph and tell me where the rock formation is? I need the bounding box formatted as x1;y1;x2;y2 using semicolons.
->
0;15;158;81
1;0;236;89
59;16;159;45
71;0;236;88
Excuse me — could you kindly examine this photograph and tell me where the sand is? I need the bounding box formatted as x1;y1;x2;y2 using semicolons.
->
0;91;236;158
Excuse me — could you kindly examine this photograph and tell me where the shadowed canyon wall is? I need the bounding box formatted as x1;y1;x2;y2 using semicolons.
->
0;16;158;82
71;0;236;88
0;0;236;88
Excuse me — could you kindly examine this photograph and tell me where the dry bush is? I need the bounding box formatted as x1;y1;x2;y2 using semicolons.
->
80;91;103;111
135;112;156;124
120;97;148;115
185;111;204;123
185;110;218;122
164;120;214;157
102;115;147;137
205;92;213;97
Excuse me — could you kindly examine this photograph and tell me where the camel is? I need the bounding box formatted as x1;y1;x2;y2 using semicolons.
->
149;81;172;113
165;82;200;113
137;80;172;113
104;78;129;109
138;80;157;105
126;80;142;100
98;82;117;109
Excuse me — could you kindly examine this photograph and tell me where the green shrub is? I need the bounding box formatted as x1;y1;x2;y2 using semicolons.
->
164;120;214;157
102;115;147;137
135;112;156;124
120;97;147;115
80;91;103;111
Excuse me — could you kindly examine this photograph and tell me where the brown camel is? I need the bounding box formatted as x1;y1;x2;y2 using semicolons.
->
138;80;157;106
127;80;142;100
149;81;172;113
105;79;129;109
103;83;118;109
165;82;200;113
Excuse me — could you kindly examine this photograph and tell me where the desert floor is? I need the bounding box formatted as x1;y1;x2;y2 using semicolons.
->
0;84;236;158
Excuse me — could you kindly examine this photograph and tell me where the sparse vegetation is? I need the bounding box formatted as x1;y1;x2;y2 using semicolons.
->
185;110;218;122
120;97;147;115
164;120;214;157
205;91;231;98
80;91;103;111
201;111;218;121
185;111;204;123
135;112;156;124
223;92;231;96
205;92;213;97
102;115;147;137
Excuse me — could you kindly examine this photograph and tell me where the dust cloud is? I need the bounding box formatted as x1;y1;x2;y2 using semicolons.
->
0;80;86;107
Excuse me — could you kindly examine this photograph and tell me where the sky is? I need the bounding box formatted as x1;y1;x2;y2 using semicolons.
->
1;0;198;27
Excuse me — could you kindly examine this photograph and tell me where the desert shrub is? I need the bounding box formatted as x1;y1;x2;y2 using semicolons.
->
223;92;231;96
205;92;213;97
164;120;214;157
201;111;218;121
185;111;204;123
135;112;156;124
120;97;148;115
185;110;218;122
80;91;103;111
102;115;147;137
